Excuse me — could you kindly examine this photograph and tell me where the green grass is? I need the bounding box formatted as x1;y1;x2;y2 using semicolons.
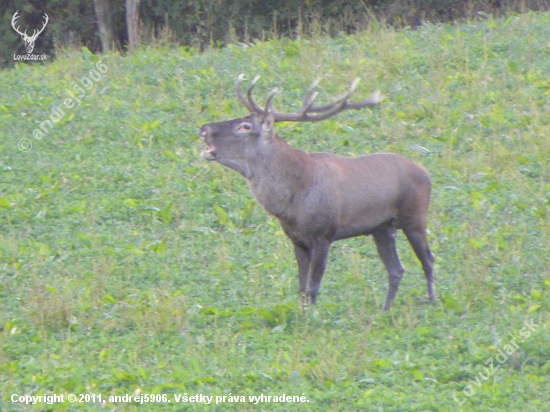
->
1;11;549;412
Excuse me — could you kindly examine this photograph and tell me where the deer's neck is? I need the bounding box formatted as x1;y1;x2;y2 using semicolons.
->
246;135;313;220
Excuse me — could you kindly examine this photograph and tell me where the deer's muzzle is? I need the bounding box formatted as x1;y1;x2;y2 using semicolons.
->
200;126;217;160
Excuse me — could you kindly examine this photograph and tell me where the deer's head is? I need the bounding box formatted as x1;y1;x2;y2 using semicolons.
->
199;74;383;178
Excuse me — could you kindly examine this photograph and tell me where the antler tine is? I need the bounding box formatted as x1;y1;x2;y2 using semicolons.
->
265;87;279;113
246;75;265;114
236;73;255;113
344;90;385;109
307;77;322;93
348;77;360;95
300;77;321;109
299;88;382;122
301;91;319;114
306;77;360;113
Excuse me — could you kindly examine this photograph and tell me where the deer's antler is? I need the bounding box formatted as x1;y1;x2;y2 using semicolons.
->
236;74;384;122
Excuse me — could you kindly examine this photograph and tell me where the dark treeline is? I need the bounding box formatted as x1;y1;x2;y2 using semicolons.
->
2;0;549;67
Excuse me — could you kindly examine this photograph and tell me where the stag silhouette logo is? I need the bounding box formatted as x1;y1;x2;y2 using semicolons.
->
11;10;49;54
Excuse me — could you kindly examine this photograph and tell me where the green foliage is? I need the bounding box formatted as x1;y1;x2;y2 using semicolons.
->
1;11;550;411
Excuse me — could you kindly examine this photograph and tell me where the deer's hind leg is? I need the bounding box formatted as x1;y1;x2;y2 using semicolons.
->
402;225;435;304
373;226;405;311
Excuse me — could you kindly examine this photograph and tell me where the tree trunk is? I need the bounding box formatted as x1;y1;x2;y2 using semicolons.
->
93;0;115;52
126;0;140;51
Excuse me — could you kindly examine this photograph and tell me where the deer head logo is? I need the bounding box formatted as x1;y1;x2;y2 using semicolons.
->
11;11;49;54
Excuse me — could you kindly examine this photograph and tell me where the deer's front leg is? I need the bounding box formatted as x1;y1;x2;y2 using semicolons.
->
298;239;330;305
293;243;310;303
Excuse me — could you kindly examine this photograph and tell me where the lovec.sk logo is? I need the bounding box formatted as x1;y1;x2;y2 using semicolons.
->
11;10;49;61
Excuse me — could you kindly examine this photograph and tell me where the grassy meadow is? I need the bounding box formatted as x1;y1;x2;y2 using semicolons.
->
1;11;549;411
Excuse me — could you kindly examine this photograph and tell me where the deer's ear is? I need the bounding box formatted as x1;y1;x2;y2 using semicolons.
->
261;112;274;138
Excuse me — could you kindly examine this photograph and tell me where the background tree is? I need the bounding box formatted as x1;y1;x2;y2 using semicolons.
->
126;0;140;51
93;0;114;52
2;0;549;68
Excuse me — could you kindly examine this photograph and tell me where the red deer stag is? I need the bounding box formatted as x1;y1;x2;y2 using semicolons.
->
199;74;435;310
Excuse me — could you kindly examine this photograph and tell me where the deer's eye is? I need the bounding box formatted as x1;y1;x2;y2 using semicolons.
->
238;123;251;131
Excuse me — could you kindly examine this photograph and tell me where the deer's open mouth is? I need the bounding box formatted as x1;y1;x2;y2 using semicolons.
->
201;144;217;160
200;128;217;160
